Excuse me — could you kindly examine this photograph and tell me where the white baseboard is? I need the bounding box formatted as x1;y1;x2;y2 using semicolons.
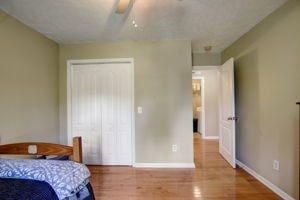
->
236;160;295;200
133;163;195;168
202;136;219;140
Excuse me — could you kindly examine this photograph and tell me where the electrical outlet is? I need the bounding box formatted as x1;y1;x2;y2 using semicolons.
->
273;160;280;171
137;106;143;114
172;144;177;152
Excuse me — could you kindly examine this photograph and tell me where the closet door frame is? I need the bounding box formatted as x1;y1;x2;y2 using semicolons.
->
66;58;135;165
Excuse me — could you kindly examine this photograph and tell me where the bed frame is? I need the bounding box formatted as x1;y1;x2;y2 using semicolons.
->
0;137;82;163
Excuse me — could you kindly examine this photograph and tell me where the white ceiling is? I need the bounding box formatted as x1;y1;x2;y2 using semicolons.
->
0;0;286;53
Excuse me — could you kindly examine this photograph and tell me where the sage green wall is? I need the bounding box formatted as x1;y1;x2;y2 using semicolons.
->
222;0;300;198
59;41;194;163
192;53;221;66
0;11;59;143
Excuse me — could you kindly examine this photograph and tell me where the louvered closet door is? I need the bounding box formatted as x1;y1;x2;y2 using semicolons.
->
71;63;132;165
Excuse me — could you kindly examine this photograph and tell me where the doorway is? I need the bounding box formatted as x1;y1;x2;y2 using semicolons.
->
192;67;220;167
67;59;135;166
192;58;236;168
192;68;220;140
192;74;205;137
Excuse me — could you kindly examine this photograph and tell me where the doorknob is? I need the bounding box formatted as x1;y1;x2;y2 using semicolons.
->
227;117;238;121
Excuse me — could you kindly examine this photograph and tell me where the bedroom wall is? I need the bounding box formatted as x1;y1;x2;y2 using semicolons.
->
59;40;194;164
0;10;59;144
222;0;300;198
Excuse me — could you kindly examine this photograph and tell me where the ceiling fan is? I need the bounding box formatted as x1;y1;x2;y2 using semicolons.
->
115;0;132;14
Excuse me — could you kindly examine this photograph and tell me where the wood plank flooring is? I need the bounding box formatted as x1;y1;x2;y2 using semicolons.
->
88;133;281;199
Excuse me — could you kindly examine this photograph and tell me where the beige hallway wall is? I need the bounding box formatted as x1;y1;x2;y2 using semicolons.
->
192;53;221;66
59;40;194;163
222;0;300;198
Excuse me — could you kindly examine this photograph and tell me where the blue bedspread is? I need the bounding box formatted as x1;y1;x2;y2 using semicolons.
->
0;178;59;200
0;178;95;200
0;158;92;200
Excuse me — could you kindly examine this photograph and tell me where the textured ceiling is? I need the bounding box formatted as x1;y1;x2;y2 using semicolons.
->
0;0;287;53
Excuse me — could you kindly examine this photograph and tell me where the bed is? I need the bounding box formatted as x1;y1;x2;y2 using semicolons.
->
0;137;95;200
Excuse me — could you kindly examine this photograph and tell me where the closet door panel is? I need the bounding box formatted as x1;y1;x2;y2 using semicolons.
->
115;65;132;165
100;67;116;165
71;66;100;164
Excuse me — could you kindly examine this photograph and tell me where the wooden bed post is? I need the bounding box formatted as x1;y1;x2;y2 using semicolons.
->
73;137;83;163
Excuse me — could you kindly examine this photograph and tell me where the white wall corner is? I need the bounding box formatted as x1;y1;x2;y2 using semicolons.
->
133;163;195;168
236;160;295;200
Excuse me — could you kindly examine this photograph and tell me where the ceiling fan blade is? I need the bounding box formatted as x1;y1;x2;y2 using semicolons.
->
115;0;131;14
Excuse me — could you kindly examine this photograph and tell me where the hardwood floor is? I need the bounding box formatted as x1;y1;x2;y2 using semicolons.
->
88;133;281;200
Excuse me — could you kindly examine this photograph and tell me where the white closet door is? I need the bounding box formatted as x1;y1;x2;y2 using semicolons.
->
71;65;101;164
70;62;132;165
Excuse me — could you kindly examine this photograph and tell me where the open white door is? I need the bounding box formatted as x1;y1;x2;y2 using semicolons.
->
219;58;236;168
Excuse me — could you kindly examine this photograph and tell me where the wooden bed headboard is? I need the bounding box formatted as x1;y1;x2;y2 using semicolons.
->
0;137;82;163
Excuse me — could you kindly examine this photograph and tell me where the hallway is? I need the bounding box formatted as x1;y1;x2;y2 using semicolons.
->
193;133;230;169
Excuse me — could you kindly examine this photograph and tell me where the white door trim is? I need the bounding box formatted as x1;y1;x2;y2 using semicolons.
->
67;58;135;165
